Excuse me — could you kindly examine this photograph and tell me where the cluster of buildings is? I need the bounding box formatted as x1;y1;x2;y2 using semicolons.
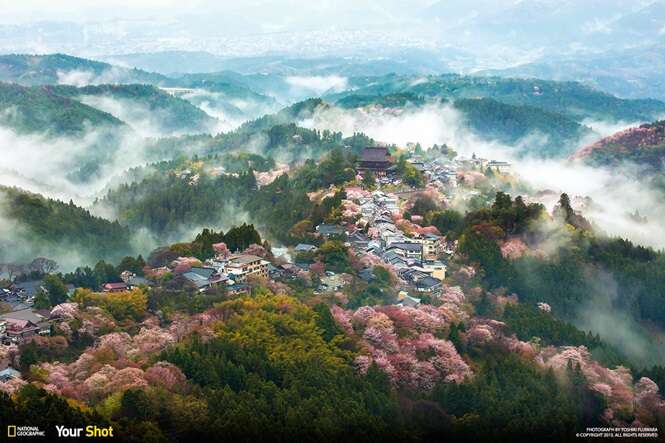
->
276;144;507;302
345;145;513;303
267;186;452;299
0;280;72;346
0;308;55;346
183;253;271;294
355;146;511;197
355;190;451;297
457;153;512;175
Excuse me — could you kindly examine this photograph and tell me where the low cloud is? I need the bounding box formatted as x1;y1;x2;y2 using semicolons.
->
180;89;279;134
78;94;215;137
56;67;132;87
575;269;664;366
286;75;348;96
300;102;665;250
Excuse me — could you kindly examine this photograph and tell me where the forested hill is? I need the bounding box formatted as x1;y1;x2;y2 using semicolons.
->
143;99;375;162
308;94;588;157
44;84;218;134
163;71;277;102
97;147;359;244
0;53;166;85
0;82;125;135
330;74;665;122
0;186;131;263
161;75;279;121
454;98;589;156
573;120;665;170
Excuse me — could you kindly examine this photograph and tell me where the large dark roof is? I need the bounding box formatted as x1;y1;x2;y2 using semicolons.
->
388;242;422;252
189;267;216;279
360;147;391;163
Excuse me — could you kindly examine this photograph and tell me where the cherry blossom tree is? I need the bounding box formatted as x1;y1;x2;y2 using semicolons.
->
330;305;353;334
0;344;19;370
242;243;270;258
500;238;529;259
145;362;187;391
130;328;176;356
171;257;202;274
50;302;79;319
440;286;465;305
0;377;26;395
309;261;326;277
343;305;472;390
212;242;231;258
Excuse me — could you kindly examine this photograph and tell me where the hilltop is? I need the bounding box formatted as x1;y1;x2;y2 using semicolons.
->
0;53;166;86
573;120;665;169
46;84;218;134
0;82;124;135
330;74;665;123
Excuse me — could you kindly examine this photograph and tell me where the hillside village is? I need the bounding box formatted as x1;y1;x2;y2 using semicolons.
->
2;141;664;439
0;144;509;371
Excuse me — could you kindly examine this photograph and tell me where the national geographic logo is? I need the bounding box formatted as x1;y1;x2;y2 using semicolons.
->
6;424;113;438
7;425;46;437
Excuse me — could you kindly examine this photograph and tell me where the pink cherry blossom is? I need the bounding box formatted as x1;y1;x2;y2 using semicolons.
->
330;305;353;334
131;328;176;356
346;305;471;390
352;306;377;329
0;377;26;395
591;383;613;398
145;362;187;391
309;261;326;277
171;257;202;274
0;344;19;370
466;324;494;345
108;367;148;392
500;238;529;259
536;345;665;425
50;302;79;319
353;355;371;375
96;332;132;357
440;286;465;305
242;243;270;258
213;242;231;258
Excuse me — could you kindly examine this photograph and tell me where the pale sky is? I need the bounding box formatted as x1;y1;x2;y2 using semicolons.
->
0;1;660;62
0;0;431;27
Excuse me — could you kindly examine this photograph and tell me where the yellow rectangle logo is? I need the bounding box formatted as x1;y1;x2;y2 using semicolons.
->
7;425;16;437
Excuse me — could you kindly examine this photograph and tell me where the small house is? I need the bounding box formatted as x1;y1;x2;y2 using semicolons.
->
102;282;128;293
295;243;318;253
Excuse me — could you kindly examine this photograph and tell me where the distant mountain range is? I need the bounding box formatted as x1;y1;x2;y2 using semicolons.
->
479;43;665;101
423;0;664;54
0;54;287;127
101;49;454;77
0;53;165;86
328;74;665;122
2;52;665;164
